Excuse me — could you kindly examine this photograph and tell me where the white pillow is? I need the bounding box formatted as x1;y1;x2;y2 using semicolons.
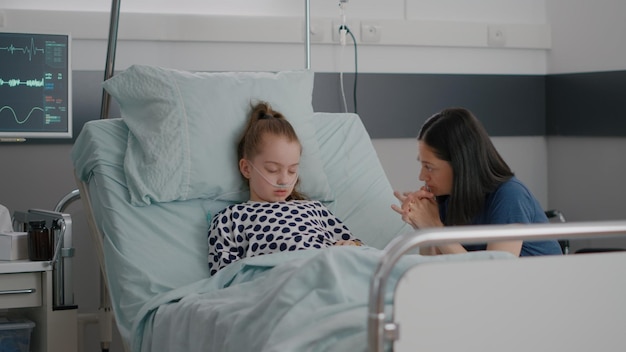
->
313;113;413;249
102;65;333;206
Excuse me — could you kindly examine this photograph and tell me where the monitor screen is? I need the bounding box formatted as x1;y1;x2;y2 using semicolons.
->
0;32;72;140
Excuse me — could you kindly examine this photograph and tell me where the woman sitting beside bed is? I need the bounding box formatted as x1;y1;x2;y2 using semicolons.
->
208;102;362;276
392;107;562;257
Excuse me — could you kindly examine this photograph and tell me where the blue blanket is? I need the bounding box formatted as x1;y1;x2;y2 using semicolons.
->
132;247;512;352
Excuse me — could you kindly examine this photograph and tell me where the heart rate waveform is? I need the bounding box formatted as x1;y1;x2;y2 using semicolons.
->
0;32;71;137
0;37;45;61
0;77;45;88
0;105;46;125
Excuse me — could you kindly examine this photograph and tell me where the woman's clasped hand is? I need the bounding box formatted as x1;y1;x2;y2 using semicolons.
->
392;187;441;229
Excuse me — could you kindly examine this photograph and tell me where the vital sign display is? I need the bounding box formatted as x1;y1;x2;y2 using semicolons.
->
0;32;72;139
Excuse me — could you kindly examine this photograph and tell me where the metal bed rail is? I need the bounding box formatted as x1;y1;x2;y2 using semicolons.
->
367;220;626;352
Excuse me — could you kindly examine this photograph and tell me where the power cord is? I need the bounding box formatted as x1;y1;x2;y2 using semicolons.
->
339;28;349;113
338;24;358;114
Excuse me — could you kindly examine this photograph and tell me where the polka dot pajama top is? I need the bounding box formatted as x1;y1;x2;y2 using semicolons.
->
208;200;360;276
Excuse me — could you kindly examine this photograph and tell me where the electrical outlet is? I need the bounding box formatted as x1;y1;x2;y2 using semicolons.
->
360;21;381;43
332;20;359;43
487;25;507;47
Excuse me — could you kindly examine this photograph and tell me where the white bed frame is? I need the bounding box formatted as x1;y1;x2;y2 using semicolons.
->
369;221;626;352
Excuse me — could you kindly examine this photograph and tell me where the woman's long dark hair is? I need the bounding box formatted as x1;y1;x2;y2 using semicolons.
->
418;108;513;225
238;101;307;200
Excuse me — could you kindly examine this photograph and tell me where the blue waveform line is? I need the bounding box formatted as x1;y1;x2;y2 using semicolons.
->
0;105;45;124
0;37;45;61
0;78;45;88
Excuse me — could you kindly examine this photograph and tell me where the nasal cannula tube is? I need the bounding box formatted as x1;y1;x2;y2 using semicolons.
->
249;163;298;189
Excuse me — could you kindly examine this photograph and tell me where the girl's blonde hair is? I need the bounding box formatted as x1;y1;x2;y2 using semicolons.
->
237;101;307;200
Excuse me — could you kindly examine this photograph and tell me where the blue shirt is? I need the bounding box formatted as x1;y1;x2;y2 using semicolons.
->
439;177;563;256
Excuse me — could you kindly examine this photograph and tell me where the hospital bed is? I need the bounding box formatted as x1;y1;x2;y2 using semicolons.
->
71;2;626;351
71;68;626;351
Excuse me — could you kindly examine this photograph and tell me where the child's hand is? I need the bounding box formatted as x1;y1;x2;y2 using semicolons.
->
335;240;362;246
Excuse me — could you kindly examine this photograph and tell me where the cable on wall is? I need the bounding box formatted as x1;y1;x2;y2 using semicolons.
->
337;0;358;114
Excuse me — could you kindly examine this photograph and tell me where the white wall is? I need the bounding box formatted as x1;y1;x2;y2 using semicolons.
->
1;0;546;21
546;0;626;74
1;0;550;74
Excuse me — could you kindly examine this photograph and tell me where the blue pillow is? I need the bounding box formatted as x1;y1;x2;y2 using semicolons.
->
103;65;333;205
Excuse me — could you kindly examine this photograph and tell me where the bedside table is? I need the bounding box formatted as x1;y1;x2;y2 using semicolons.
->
0;260;77;352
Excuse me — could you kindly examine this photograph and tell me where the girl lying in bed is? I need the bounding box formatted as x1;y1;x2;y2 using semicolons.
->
207;102;362;276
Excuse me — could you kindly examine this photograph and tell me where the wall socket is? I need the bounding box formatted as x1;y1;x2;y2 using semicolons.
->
361;21;382;43
487;25;507;47
332;20;359;43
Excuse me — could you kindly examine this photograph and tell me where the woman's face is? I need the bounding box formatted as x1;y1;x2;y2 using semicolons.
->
240;133;300;202
417;141;453;196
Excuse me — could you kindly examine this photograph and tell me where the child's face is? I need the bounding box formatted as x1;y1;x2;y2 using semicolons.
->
240;133;301;202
